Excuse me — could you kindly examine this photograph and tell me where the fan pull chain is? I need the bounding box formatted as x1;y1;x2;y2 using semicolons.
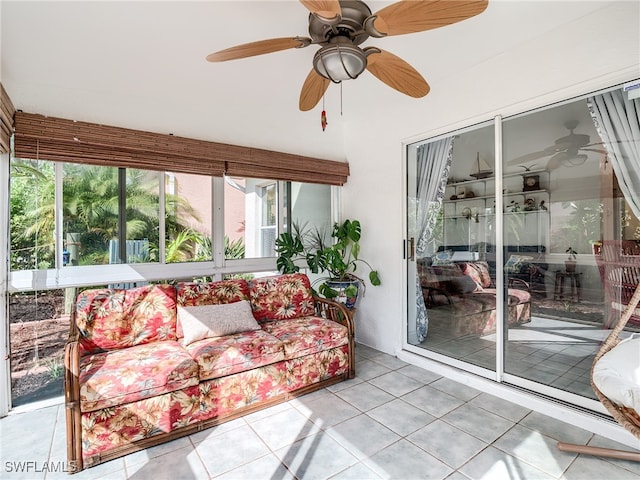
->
321;95;327;132
340;82;343;116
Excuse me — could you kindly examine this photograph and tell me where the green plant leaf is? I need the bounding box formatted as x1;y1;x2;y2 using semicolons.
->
319;283;339;299
369;270;381;286
346;219;361;242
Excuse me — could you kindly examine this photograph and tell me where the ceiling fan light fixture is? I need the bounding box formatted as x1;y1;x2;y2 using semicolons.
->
313;40;367;83
561;153;588;167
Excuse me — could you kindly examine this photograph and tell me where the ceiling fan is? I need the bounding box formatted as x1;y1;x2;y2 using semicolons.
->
508;120;607;170
206;0;489;111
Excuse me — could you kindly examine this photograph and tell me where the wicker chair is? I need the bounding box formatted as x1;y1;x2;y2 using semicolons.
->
557;282;640;461
593;240;640;328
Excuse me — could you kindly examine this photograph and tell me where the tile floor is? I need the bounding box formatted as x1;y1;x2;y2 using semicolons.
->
1;344;639;480
420;315;623;400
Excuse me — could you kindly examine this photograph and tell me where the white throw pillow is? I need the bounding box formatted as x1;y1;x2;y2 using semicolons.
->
592;334;640;413
178;300;260;345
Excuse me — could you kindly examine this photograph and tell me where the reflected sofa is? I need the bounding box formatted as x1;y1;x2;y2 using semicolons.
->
64;273;353;472
418;259;531;337
437;244;548;297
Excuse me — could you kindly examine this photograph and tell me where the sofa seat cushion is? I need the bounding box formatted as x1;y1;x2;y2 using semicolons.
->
428;288;530;315
260;317;348;360
184;329;285;381
79;341;199;413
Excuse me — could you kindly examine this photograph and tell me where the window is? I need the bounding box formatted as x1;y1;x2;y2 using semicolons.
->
259;183;277;257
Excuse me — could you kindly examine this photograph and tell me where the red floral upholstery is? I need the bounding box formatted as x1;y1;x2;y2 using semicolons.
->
76;284;177;355
81;386;201;460
184;329;285;381
460;261;492;289
176;279;250;306
285;345;350;390
175;279;250;337
79;341;199;412
420;260;531;337
261;317;349;359
67;273;354;471
194;363;290;422
249;273;315;322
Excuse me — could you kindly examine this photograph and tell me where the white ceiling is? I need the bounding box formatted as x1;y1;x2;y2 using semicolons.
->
1;1;638;163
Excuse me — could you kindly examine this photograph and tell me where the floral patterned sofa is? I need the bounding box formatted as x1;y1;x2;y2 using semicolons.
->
418;260;531;337
64;273;353;472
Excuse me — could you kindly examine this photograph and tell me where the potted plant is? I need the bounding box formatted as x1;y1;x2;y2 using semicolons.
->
565;247;577;272
275;219;381;308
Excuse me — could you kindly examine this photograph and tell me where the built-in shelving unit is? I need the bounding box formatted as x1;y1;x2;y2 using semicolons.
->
442;170;550;248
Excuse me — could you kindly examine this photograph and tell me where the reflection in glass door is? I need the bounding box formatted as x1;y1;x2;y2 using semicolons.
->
406;122;500;374
406;82;640;410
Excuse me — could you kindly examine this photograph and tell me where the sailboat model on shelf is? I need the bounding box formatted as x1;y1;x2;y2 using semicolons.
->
470;152;493;179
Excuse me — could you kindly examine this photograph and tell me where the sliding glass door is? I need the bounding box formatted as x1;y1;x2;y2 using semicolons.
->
406;82;640;409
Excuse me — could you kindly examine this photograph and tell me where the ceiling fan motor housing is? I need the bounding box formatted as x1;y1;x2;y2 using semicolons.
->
308;0;372;45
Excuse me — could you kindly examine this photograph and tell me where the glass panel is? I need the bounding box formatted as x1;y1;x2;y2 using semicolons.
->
9;289;67;406
63;163;120;266
165;172;213;263
288;181;333;242
502;88;639;400
224;177;281;259
407;123;498;371
10;158;55;271
259;183;277;257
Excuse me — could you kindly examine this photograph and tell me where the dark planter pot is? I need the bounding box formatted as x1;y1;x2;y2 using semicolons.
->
565;260;577;273
325;279;359;309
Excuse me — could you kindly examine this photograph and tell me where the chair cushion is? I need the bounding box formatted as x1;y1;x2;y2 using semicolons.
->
592;335;640;413
79;341;199;412
260;317;349;359
184;329;285;381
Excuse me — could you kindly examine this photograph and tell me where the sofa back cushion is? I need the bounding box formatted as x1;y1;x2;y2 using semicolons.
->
176;279;250;306
460;261;492;289
76;284;177;355
249;273;315;322
175;279;250;338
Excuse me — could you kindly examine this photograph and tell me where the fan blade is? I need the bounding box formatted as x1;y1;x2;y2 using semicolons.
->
371;0;488;37
299;69;330;111
507;150;551;166
206;37;310;62
366;49;430;98
299;0;341;19
581;147;608;155
546;152;565;170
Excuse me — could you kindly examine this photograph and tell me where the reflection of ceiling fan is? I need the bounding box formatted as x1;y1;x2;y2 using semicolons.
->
206;0;489;111
508;120;607;170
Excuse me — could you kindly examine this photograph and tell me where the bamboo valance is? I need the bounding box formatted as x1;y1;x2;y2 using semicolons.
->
0;83;16;154
13;112;349;185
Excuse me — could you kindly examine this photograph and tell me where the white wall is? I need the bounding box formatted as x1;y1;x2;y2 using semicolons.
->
341;1;640;354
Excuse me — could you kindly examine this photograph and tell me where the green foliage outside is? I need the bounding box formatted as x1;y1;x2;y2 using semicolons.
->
10;159;244;270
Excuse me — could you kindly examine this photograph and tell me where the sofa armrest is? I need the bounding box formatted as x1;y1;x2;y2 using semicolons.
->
508;277;530;291
422;286;454;307
64;339;82;473
64;300;82;473
313;296;355;378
